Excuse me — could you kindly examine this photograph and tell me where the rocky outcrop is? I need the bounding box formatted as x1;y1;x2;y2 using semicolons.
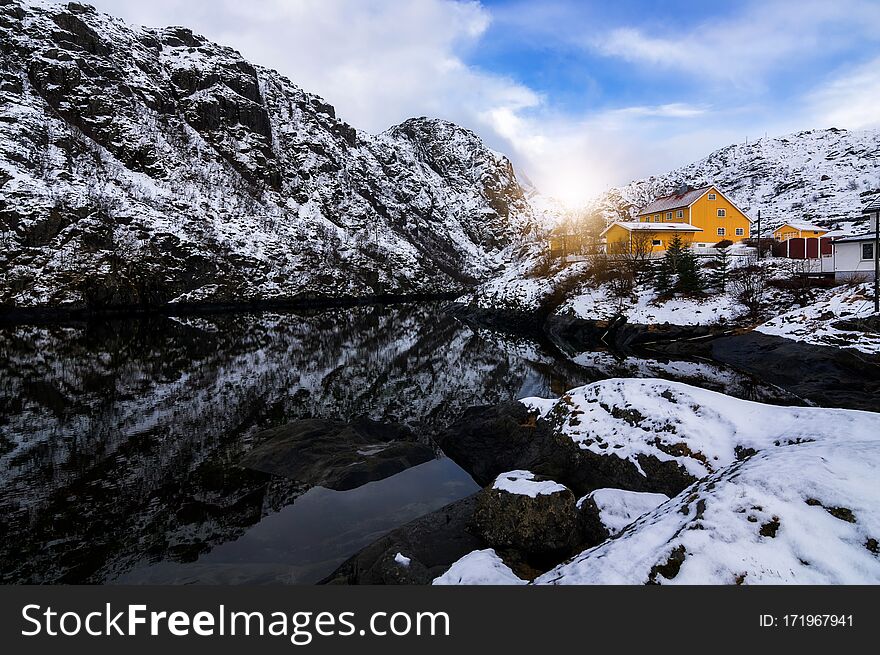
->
240;417;436;491
0;1;537;309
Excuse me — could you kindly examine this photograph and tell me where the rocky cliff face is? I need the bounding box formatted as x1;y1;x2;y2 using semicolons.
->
592;127;880;233
0;1;537;309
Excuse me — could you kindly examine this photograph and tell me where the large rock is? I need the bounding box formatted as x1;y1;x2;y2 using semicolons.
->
241;417;435;491
435;401;694;498
472;471;584;558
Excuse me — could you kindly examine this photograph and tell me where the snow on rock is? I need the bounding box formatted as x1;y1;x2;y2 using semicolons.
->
581;488;670;535
538;438;880;584
520;378;880;479
492;470;568;498
0;1;546;308
756;283;880;354
393;552;411;568
432;549;527;586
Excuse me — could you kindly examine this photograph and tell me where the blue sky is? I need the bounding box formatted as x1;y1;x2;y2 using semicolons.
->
84;0;880;204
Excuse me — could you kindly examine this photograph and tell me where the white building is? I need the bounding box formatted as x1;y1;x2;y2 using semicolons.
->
831;233;877;281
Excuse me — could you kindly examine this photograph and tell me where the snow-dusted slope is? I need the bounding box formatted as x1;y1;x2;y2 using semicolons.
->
592;128;880;233
521;378;878;479
0;1;538;308
757;282;880;354
538;438;880;585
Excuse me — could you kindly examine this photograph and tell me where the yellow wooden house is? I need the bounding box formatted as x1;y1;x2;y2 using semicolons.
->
772;221;828;241
602;185;752;253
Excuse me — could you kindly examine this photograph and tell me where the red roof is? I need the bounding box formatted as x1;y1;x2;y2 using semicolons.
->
638;186;713;215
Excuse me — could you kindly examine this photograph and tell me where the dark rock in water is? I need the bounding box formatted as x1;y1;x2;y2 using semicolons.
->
435;402;694;498
320;495;485;585
472;475;583;558
710;332;880;412
241;417;435;491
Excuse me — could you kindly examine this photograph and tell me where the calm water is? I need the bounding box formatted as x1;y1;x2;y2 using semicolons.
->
0;303;798;584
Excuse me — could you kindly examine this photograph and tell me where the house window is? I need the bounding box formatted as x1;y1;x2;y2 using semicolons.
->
708;193;716;200
654;216;661;222
717;209;726;217
863;243;875;261
652;239;662;246
717;227;726;236
676;210;684;218
666;212;673;220
735;227;745;236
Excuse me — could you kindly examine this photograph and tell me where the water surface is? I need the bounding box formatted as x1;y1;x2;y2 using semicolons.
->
0;303;798;583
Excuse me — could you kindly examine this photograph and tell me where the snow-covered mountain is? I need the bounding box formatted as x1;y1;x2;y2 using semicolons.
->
592;127;880;234
0;1;540;309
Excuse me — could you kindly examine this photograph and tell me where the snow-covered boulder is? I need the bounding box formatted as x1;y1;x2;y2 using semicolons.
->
433;549;526;585
472;471;583;557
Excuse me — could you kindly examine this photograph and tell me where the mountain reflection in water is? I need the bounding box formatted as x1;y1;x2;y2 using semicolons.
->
0;303;798;583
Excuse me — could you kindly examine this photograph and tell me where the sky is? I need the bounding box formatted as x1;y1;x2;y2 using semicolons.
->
81;0;880;206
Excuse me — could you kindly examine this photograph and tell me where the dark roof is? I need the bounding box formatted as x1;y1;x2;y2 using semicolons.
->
638;186;712;215
864;194;880;212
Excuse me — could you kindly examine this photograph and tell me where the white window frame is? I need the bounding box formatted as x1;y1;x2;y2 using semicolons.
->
666;212;672;220
735;227;745;236
654;216;661;222
707;193;716;200
862;243;875;261
717;209;726;217
676;209;684;218
717;227;726;236
651;239;662;247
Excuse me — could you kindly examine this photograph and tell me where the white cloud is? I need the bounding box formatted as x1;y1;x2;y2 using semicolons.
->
592;0;880;87
807;56;880;130
85;0;539;133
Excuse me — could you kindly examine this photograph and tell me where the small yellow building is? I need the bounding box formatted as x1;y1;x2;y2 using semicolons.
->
600;222;702;254
603;185;752;253
773;221;828;241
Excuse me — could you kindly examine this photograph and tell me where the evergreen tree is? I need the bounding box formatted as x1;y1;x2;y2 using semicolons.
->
711;246;731;292
664;234;686;270
654;256;673;295
676;246;705;295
